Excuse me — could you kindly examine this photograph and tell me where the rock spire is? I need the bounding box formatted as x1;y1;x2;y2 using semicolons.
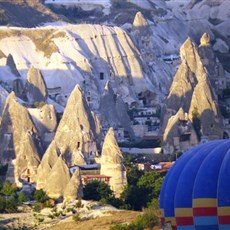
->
100;127;127;197
163;36;223;153
0;92;42;186
25;66;47;104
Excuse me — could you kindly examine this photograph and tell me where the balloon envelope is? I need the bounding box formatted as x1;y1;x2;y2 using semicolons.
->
160;140;230;230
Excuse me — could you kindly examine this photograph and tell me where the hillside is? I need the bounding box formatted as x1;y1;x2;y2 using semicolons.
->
0;0;61;27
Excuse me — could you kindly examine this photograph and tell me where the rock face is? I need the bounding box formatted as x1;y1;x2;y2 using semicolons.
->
43;156;71;199
100;127;127;197
99;81;134;138
36;141;60;190
36;85;100;191
25;66;48;104
163;36;223;153
51;84;100;163
131;11;171;100
6;54;21;77
0;92;43;186
198;33;226;95
163;108;198;153
28;104;57;137
64;167;83;201
133;11;149;28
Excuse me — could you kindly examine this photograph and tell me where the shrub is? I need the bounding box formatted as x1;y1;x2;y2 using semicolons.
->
110;203;159;230
0;196;6;213
5;197;18;213
18;192;27;203
72;213;81;222
33;101;46;108
83;181;113;201
33;189;48;203
75;199;83;209
33;202;44;212
1;182;17;196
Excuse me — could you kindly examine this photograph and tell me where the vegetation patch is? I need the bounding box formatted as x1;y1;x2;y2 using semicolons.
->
0;29;66;58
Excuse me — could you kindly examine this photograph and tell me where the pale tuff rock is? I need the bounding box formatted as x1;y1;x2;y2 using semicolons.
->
133;11;149;28
213;38;229;54
64;167;83;201
163;108;198;150
100;127;127;197
6;54;21;77
0;25;163;106
0;85;8;115
166;61;197;113
71;149;86;166
44;156;71;199
198;33;226;93
99;81;134;138
0;92;42;186
37;85;100;190
189;80;223;139
52;84;100;163
25;66;48;104
28;104;57;137
199;33;211;46
164;36;223;151
37;84;100;190
36;141;60;190
179;37;205;79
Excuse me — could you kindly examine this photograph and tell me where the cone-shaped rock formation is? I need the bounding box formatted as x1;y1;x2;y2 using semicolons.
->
0;92;42;186
133;11;149;28
44;156;71;199
37;85;100;190
100;127;127;197
64;167;83;201
99;81;134;139
164;36;223;152
25;66;47;104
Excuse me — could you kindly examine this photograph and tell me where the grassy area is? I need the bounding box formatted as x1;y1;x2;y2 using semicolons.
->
46;210;148;230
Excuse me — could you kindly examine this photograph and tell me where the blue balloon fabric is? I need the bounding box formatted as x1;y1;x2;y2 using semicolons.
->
160;140;230;230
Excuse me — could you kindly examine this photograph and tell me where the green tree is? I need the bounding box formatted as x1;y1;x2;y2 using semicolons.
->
0;196;6;213
33;189;48;203
1;182;17;196
18;192;27;203
5;197;18;213
120;170;165;211
120;185;148;211
137;171;164;200
83;181;113;201
127;167;144;185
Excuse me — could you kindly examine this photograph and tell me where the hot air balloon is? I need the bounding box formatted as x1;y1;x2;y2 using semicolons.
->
160;139;230;230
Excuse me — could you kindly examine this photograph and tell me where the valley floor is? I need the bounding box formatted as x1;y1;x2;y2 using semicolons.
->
0;207;162;230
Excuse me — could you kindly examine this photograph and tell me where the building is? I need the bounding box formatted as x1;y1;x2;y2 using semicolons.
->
81;174;111;185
